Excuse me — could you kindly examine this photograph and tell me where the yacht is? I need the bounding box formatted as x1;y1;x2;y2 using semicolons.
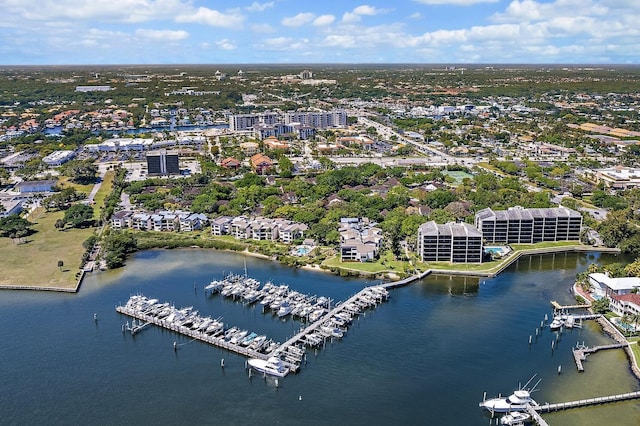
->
479;377;541;413
205;280;224;294
480;389;538;413
247;357;289;377
230;330;249;345
277;302;293;318
500;411;531;425
549;316;564;330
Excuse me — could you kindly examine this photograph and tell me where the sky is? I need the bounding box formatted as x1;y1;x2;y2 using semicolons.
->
0;0;639;65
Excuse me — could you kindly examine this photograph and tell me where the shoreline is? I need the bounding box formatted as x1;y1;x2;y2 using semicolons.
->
0;244;622;293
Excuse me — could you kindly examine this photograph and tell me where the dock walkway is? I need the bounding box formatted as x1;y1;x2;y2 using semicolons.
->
275;286;389;355
551;300;590;310
535;391;640;412
572;342;628;372
525;404;549;426
116;305;269;361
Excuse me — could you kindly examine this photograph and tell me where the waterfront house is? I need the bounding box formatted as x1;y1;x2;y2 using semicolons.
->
111;210;133;229
279;222;308;244
131;213;152;230
179;213;208;232
589;273;640;298
211;216;233;236
610;294;640;317
339;218;383;262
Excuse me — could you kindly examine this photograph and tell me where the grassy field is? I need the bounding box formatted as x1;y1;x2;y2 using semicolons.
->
57;176;94;195
322;251;412;275
91;171;114;218
0;208;95;289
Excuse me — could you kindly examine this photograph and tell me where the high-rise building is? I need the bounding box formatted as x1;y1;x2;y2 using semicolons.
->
417;221;483;263
147;149;179;176
474;206;582;244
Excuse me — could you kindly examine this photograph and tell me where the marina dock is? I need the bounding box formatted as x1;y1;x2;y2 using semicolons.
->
572;342;629;372
116;276;391;375
525;404;549;426
534;391;640;412
116;304;270;361
274;286;389;356
550;300;590;310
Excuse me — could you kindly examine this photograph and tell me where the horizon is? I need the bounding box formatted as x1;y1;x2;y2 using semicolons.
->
1;1;639;65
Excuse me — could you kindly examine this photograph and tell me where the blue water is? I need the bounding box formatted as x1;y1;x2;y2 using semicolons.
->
1;250;639;425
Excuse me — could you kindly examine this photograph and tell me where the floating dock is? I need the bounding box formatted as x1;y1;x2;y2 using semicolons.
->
116;304;270;361
572;342;628;372
116;281;390;374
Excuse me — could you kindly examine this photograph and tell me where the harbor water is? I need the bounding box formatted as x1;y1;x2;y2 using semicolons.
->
1;249;640;425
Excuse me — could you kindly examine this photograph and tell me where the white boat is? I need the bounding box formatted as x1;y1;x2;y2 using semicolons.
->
277;302;293;318
320;325;344;338
247;357;289;377
549;316;564;330
500;411;531;425
480;377;541;413
205;280;224;293
230;330;249;344
480;390;538;413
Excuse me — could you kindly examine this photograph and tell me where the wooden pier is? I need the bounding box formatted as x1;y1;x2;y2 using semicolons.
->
572;342;628;372
274;286;388;356
551;300;590;310
534;391;640;412
116;305;270;361
525;404;549;426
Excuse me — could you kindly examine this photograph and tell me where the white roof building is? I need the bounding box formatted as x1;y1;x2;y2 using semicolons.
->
589;273;640;297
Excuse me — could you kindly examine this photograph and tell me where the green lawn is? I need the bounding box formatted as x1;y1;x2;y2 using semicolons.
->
0;208;95;289
57;176;94;195
628;338;640;369
91;170;114;218
322;251;412;275
510;241;586;250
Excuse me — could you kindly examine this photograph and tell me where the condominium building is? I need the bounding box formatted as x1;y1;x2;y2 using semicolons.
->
283;110;347;129
474;206;582;244
229;112;280;131
417;221;483;263
146;149;179;176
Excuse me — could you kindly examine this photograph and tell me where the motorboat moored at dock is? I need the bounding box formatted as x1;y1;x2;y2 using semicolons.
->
500;411;531;425
479;376;541;413
247;357;289;377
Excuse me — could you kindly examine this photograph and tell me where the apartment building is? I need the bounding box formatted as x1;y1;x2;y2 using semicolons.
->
474;206;582;244
417;221;483;263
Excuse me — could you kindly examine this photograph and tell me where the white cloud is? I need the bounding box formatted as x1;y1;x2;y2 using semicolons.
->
251;23;276;33
414;0;498;5
0;0;190;23
135;29;189;41
409;12;422;19
353;5;385;16
175;7;245;28
245;2;274;12
342;4;389;23
313;15;335;26
342;12;361;23
281;12;315;27
216;39;236;50
325;34;357;48
493;0;608;23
